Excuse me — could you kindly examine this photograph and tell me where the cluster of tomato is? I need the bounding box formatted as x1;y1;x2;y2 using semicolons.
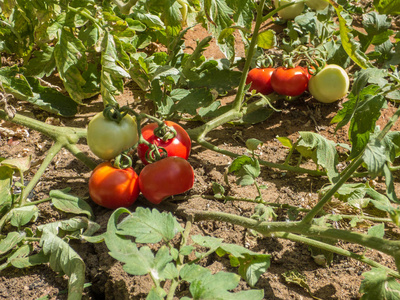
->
246;64;349;103
87;113;193;209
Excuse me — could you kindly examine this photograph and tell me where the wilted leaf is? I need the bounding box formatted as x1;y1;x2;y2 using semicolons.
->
9;206;39;228
40;229;86;299
0;231;25;255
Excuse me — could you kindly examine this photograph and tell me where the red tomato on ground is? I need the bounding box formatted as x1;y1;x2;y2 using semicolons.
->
246;68;275;95
270;66;309;96
89;162;140;209
137;121;191;165
139;156;194;204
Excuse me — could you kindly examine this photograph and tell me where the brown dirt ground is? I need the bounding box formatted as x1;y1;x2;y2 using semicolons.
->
1;24;400;300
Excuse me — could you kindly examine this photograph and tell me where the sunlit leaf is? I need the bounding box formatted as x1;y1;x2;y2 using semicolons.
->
360;268;400;299
50;188;93;219
40;230;86;299
297;132;339;183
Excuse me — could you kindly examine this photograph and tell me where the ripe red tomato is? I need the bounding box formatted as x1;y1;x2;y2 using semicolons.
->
139;157;194;204
89;162;140;209
137;121;191;165
270;66;309;96
245;68;275;95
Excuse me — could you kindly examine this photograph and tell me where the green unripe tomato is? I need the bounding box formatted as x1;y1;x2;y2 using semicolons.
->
87;112;139;160
306;0;329;11
274;0;305;19
308;64;350;104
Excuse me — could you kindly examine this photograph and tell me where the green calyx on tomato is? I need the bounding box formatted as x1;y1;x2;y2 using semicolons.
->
87;109;139;161
308;64;350;103
246;68;275;95
89;162;140;209
137;121;191;165
274;0;305;20
270;66;309;97
306;0;329;11
139;156;194;204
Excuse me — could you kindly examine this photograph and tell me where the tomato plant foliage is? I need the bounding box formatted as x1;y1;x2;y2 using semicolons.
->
2;0;400;299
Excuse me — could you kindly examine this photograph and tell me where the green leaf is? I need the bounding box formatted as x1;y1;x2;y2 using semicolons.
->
351;68;387;97
54;27;88;104
276;136;293;149
192;235;270;287
368;223;385;239
117;207;183;243
184;266;264;300
37;217;99;236
297;132;340;183
362;139;387;177
360;268;400;299
0;165;13;215
100;31;131;106
246;139;263;151
1;155;31;173
241;107;274;125
9;206;39;228
237;254;270;287
0;66;33;99
188;65;242;95
50;188;93;219
10;250;50;269
171;88;215;115
330;183;368;203
228;155;260;186
40;229;86;299
373;0;400;15
191;235;223;251
257;29;276;49
25;46;56;77
122;245;175;281
25;77;78;117
331;4;372;69
349;95;386;159
212;182;225;199
383;163;399;203
0;232;25;255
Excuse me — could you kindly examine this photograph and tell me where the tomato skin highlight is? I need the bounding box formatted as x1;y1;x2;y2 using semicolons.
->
308;64;350;103
137;121;191;165
139;157;194;204
246;68;275;95
270;66;309;96
89;162;140;209
87;112;139;160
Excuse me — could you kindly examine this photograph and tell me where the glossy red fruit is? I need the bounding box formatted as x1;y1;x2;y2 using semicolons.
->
137;121;191;165
246;68;275;95
270;66;309;96
89;162;140;209
139;156;194;204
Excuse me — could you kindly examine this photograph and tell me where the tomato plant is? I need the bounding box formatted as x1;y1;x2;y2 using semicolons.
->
89;162;140;209
246;68;275;95
308;64;350;103
270;66;309;96
274;0;305;19
87;112;139;160
137;121;191;164
139;156;194;204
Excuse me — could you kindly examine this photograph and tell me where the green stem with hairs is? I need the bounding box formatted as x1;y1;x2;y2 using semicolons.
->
179;208;400;272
